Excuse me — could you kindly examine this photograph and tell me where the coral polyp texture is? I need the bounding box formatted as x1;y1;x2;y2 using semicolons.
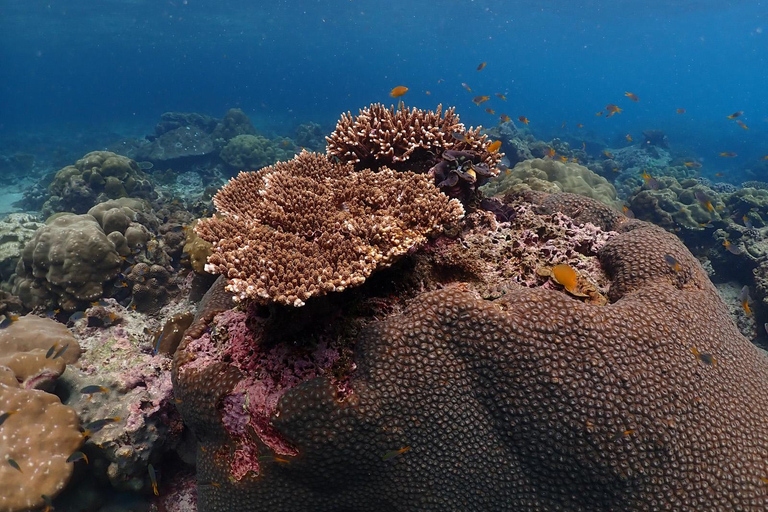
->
195;151;464;306
325;103;502;174
175;191;768;511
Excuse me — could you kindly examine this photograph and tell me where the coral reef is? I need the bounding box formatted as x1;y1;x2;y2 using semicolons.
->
482;158;621;209
12;214;123;311
181;219;212;275
196;151;464;306
174;188;768;510
42;151;156;217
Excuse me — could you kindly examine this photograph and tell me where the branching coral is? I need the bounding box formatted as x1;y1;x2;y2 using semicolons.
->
195;151;464;306
326;103;502;200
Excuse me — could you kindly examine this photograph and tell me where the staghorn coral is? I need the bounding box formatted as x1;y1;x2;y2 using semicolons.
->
325;103;502;198
175;191;768;511
196;151;464;306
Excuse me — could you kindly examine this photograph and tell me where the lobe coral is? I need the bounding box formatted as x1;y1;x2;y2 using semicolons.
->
175;184;768;510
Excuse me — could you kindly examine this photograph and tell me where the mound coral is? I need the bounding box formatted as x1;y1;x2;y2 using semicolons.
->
42;151;156;217
174;187;768;510
627;177;726;231
219;134;294;170
12;214;123;311
325;103;502;200
195;151;464;306
483;158;621;209
0;315;83;511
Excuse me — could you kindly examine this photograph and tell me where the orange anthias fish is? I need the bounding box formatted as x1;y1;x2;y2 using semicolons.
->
551;264;580;295
676;108;686;114
605;104;623;116
595;111;604;117
726;110;744;119
723;239;742;255
477;62;487;71
625;134;633;142
602;150;614;159
558;155;568;162
641;170;659;190
518;116;530;124
495;93;507;100
691;346;717;366
382;446;411;461
576;123;584;128
624;92;640;102
719;152;737;157
664;254;682;272
389;86;408;98
736;120;749;130
499;114;511;123
547;148;556;158
739;285;752;315
485;108;495;115
461;82;472;92
684;161;702;168
472;95;490;105
487;140;502;154
694;190;714;212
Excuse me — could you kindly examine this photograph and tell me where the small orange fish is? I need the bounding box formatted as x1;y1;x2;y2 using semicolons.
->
518;116;529;125
743;215;754;229
551;264;579;294
461;82;472;92
641;170;659;190
726;110;744;119
676;108;686;114
451;132;469;143
714;172;724;177
684;161;702;168
595;111;604;117
558;155;568;162
739;285;751;315
762;155;768;160
605;104;622;114
472;95;490;105
611;429;636;441
547;148;556;158
499;114;511;123
719;152;737;157
664;254;682;272
66;451;89;464
485;108;495;115
691;346;716;366
576;123;584;128
476;62;487;71
624;92;639;102
736;120;749;130
389;86;408;98
425;90;431;95
487;141;502;154
148;464;159;496
7;458;22;472
382;446;411;461
603;150;614;159
495;93;507;100
622;205;635;218
625;134;633;142
41;495;54;512
723;240;742;255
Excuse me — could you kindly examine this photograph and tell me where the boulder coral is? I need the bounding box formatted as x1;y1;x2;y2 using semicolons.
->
12;214;123;311
483;158;621;209
174;188;768;511
219;134;294;171
0;315;83;512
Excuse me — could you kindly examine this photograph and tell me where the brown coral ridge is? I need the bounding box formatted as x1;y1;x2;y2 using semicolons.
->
325;103;502;199
182;194;768;511
195;151;464;306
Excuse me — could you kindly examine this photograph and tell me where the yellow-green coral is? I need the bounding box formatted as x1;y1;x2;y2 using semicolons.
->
482;158;621;209
628;177;726;230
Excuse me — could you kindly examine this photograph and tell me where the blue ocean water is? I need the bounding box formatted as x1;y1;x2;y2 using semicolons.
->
1;0;767;182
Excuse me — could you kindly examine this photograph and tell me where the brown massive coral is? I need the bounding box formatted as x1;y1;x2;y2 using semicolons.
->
195;151;464;306
175;189;768;511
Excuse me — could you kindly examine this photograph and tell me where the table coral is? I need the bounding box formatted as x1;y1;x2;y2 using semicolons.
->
196;151;464;306
174;189;768;511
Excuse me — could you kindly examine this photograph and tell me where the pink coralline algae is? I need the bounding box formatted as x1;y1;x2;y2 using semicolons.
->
193;307;344;479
